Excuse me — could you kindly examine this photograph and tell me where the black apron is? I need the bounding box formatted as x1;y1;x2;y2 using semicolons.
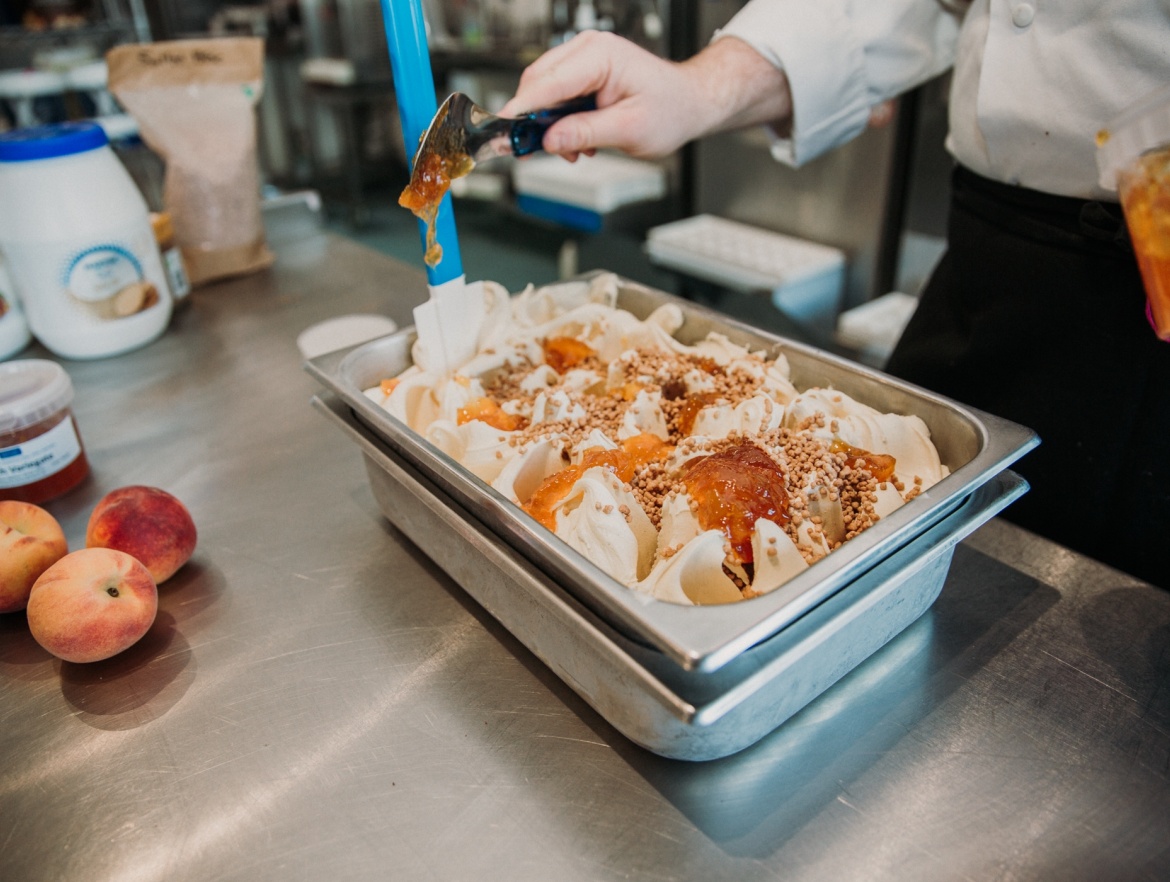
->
886;165;1170;588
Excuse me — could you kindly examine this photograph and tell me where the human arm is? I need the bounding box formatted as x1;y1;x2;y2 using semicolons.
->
719;0;961;164
501;0;963;166
497;30;793;161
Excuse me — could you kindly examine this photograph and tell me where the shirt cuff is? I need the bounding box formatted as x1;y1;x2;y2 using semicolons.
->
715;0;872;166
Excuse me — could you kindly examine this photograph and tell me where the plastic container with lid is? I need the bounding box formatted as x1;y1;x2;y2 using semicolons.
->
0;68;66;128
1097;85;1170;342
0;121;172;360
151;211;191;305
0;359;89;503
0;255;32;360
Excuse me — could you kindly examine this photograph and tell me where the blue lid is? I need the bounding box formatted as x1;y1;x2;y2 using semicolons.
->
0;121;109;162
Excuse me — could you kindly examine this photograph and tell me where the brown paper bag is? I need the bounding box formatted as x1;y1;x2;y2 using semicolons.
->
107;38;275;287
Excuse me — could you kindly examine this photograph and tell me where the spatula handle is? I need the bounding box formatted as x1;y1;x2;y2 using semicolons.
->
382;0;463;285
510;94;599;157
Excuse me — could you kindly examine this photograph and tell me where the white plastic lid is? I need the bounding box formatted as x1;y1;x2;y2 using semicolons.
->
1096;84;1170;191
0;68;66;99
95;112;140;143
296;314;398;359
0;359;75;435
0;120;108;162
64;59;108;91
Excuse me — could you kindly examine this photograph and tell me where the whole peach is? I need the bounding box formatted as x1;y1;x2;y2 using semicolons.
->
0;500;68;613
27;547;158;663
85;485;196;583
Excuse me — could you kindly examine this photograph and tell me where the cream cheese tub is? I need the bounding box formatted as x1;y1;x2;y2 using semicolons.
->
0;122;172;360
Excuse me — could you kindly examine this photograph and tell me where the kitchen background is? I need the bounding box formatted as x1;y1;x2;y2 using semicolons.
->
0;0;954;358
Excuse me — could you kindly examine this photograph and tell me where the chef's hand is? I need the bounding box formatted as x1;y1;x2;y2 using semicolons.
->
498;31;793;161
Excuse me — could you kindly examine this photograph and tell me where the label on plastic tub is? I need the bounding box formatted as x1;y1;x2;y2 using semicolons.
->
68;244;146;302
28;232;167;319
0;417;82;487
8;221;172;358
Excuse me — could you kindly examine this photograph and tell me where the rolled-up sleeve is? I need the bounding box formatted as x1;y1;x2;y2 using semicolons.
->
716;0;962;165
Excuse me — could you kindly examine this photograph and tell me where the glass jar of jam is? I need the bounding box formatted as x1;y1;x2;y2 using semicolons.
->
1097;86;1170;341
0;359;89;504
1118;144;1170;340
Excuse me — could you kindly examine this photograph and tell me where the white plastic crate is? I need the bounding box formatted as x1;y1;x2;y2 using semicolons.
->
645;215;846;322
511;152;667;212
835;291;919;365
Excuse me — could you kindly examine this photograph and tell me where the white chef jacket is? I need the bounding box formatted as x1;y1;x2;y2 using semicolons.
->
717;0;1170;200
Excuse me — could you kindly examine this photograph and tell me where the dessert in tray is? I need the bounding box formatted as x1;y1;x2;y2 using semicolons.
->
310;268;1036;755
364;273;948;606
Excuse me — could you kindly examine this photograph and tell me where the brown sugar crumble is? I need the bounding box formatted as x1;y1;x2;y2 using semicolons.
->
468;342;895;595
365;282;951;607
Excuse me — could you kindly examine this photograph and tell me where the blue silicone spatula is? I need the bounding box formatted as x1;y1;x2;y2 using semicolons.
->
381;1;597;375
381;0;482;376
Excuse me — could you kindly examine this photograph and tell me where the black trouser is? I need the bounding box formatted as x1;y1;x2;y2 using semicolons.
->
886;165;1170;588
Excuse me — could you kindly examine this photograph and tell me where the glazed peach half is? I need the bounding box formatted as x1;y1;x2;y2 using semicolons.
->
86;485;196;584
27;547;158;663
0;500;69;613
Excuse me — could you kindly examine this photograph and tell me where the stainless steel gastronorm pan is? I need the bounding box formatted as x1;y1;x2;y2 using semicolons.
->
311;391;1028;760
306;276;1038;674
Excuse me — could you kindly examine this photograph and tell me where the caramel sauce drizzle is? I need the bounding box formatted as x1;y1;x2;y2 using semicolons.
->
679;443;790;566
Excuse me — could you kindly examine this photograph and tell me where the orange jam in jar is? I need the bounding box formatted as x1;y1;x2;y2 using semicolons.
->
0;359;89;504
1097;88;1170;341
1118;143;1170;340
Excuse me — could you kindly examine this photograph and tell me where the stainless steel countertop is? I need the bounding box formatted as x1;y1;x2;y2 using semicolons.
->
2;210;1168;882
